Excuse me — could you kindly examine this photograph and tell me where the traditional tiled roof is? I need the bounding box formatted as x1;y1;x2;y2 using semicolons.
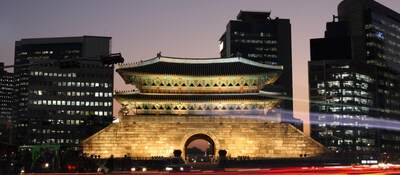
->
116;56;283;76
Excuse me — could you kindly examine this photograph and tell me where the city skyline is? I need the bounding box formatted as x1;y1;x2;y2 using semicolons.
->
2;0;400;123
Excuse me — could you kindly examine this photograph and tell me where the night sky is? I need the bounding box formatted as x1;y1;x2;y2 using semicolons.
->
2;0;400;126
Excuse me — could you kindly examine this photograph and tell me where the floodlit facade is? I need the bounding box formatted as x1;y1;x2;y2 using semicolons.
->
115;56;283;118
83;55;326;159
14;36;114;147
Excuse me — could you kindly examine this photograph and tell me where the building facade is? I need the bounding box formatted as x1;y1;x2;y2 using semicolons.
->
83;55;326;159
14;36;114;147
309;60;377;153
219;11;293;124
0;63;14;145
309;0;400;156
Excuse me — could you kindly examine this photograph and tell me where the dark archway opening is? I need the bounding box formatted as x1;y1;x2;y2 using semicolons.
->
185;134;215;163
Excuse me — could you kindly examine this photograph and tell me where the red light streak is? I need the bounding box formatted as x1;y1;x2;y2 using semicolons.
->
20;164;400;175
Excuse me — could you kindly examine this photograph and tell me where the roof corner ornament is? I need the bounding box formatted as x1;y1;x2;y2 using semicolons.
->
157;51;162;57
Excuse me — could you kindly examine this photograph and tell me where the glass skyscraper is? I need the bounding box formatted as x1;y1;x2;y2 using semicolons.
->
309;60;377;153
0;63;14;145
14;36;114;147
310;0;400;158
219;11;294;126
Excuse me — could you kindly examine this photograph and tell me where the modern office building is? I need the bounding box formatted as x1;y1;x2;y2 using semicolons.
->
309;0;400;156
309;59;377;153
0;63;14;144
14;36;114;147
219;11;293;126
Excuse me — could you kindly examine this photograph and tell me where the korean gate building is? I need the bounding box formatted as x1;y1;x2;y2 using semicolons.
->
82;56;326;159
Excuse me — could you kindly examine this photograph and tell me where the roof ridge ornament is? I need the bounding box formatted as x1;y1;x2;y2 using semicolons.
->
157;51;162;57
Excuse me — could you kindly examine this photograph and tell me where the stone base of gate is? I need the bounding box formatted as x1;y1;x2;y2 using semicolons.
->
82;115;327;159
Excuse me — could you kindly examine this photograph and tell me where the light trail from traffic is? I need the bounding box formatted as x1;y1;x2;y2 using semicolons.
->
20;164;400;175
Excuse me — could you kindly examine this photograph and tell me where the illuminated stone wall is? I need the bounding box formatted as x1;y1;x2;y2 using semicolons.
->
82;115;326;159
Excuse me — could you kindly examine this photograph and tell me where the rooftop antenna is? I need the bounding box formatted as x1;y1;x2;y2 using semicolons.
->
333;15;339;22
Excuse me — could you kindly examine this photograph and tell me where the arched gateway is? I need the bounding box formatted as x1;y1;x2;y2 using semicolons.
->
184;134;216;161
82;56;326;160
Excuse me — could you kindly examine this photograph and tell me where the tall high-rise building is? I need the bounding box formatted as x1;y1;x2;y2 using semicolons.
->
219;11;293;124
309;0;400;156
14;36;114;147
0;63;14;144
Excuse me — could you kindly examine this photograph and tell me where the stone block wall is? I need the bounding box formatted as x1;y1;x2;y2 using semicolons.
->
82;115;326;159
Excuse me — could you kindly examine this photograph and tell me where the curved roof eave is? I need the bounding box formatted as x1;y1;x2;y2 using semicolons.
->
114;92;283;101
117;56;283;70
